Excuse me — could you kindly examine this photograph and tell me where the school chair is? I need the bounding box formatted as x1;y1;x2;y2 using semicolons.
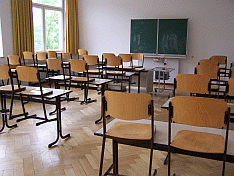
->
173;74;211;97
68;59;96;104
99;91;155;175
168;96;230;176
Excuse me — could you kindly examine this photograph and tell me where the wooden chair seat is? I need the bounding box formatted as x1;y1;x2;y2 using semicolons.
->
37;64;47;67
0;85;25;92
48;75;70;80
24;63;35;67
133;65;143;68
106;121;156;140
71;77;95;82
87;69;103;73
171;130;224;153
107;70;126;74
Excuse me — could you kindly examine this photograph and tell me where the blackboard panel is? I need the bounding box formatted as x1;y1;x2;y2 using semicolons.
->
130;19;157;53
158;19;188;55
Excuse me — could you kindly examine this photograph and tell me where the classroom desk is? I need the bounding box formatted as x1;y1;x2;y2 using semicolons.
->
99;65;145;93
152;67;175;93
95;119;234;174
18;86;72;148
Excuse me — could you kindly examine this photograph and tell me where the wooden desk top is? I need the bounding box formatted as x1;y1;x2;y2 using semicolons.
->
19;86;72;99
95;119;234;156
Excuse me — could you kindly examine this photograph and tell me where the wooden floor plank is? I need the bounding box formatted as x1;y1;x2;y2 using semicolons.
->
0;85;233;175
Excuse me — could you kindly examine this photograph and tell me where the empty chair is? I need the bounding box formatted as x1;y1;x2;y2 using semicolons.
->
46;58;70;89
0;65;17;132
225;77;234;122
22;51;35;67
78;49;88;55
229;65;234;78
99;91;155;175
47;51;57;58
69;59;96;104
7;55;21;69
168;96;230;176
35;52;48;72
131;53;144;68
104;56;125;92
15;66;50;122
210;55;228;77
173;74;211;97
198;59;218;66
102;53;115;67
61;52;72;64
195;64;220;95
118;53;133;70
83;55;102;78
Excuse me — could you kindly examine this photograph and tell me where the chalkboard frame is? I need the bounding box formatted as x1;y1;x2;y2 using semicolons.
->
130;18;188;56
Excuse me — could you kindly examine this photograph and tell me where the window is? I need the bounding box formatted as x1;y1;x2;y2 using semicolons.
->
32;0;64;52
0;17;3;57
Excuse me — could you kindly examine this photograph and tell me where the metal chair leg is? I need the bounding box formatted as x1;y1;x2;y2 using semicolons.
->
99;136;106;176
149;140;154;175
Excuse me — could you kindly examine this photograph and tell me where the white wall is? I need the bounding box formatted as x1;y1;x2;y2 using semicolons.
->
78;0;234;74
0;0;13;65
1;0;233;74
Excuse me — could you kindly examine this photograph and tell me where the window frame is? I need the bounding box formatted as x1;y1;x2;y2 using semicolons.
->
32;1;65;52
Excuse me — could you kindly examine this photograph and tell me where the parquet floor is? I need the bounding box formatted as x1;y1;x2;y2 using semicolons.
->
0;85;234;176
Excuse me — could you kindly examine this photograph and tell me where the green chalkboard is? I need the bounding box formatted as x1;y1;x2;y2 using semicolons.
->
130;19;188;55
130;19;157;53
158;19;188;55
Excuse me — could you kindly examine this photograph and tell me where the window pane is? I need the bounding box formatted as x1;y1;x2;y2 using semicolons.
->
33;7;43;51
32;0;62;8
45;9;63;50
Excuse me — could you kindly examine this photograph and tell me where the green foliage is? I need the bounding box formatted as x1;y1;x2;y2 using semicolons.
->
45;10;59;50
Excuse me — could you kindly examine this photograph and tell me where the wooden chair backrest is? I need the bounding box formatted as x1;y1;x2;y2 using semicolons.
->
102;53;115;62
106;56;122;66
78;49;88;55
8;55;20;65
195;64;219;80
131;53;144;60
210;55;227;65
118;54;132;62
84;55;98;65
227;78;234;96
62;52;72;59
0;65;10;80
16;66;38;82
46;59;62;71
230;66;234;78
175;74;210;94
36;52;47;61
198;59;218;66
171;96;227;128
69;60;86;73
105;91;151;120
23;51;34;60
47;51;57;58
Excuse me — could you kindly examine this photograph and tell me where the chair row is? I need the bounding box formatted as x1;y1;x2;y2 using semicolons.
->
98;90;230;175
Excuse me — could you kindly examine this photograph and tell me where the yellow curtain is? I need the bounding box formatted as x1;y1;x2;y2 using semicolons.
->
65;0;79;54
12;0;34;57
